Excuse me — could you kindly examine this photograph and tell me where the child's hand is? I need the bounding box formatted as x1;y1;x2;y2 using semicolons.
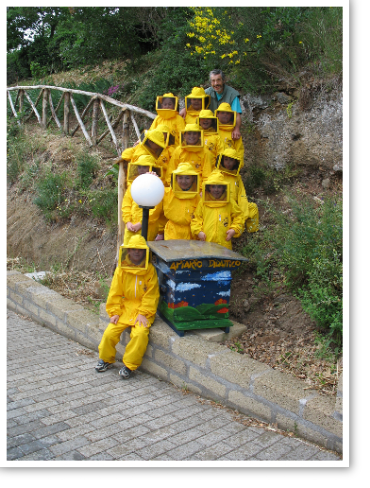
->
133;139;140;147
155;233;164;241
130;222;142;233
148;171;159;177
198;232;206;241
110;315;120;324
135;314;149;328
179;107;186;119
126;222;135;232
226;229;236;241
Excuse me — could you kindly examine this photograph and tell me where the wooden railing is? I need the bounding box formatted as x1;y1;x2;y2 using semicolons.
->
7;85;157;263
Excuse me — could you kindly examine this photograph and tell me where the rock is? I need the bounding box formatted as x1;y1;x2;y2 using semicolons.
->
274;92;293;104
242;299;251;312
333;162;343;172
322;178;331;189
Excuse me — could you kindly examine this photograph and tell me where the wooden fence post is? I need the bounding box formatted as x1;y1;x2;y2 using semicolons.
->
64;92;70;135
122;109;130;152
42;89;48;128
19;90;24;115
91;98;100;144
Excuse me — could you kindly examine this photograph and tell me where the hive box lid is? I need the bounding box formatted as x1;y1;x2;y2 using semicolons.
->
148;240;248;263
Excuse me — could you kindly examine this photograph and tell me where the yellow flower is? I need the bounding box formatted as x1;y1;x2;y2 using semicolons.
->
229;60;233;64
186;43;191;47
79;200;82;203
244;38;249;42
187;32;195;37
257;35;262;38
299;41;303;44
235;60;240;65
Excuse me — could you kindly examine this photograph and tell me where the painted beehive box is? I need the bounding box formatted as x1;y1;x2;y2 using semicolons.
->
148;240;248;335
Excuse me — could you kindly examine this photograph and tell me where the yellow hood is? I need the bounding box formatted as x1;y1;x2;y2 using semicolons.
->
202;170;230;207
127;154;162;182
180;123;204;151
196;109;218;133
119;234;150;274
171;162;200;199
216;147;242;176
215;103;236;130
142;129;167;160
155;124;176;147
185;87;211;113
156;93;179;120
121;146;136;162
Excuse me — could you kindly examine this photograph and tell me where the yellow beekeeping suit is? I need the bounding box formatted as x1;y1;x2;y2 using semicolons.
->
191;170;244;250
184;87;211;125
99;235;159;370
163;163;201;240
215;103;244;165
150;93;185;146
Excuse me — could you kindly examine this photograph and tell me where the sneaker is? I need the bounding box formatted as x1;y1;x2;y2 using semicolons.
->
119;364;133;379
95;359;114;372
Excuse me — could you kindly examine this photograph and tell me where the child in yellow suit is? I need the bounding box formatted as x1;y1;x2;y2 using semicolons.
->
196;109;223;169
165;124;213;188
96;235;160;378
216;148;259;233
163;163;201;240
122;155;164;244
150;93;185;146
184;87;211;125
191;170;244;250
215;102;244;165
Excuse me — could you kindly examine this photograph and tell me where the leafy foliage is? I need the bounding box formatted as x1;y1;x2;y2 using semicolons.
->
242;194;343;350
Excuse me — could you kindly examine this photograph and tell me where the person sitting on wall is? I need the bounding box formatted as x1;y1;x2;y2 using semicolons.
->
95;234;160;379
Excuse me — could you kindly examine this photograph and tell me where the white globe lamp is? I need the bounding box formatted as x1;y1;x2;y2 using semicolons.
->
130;173;164;240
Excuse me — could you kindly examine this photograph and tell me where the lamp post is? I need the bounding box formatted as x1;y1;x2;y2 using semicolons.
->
130;173;164;241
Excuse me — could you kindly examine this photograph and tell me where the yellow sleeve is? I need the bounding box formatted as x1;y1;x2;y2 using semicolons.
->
137;266;160;319
236;177;250;221
201;151;214;184
190;200;204;238
235;138;244;166
121;184;133;224
106;268;124;317
229;199;244;238
149;116;159;130
165;147;180;186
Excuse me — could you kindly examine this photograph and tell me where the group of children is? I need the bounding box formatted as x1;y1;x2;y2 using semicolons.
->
95;87;259;379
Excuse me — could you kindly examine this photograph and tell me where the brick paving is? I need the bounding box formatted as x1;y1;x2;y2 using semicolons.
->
7;309;340;462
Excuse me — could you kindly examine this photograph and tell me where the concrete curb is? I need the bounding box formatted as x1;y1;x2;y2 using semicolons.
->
7;270;343;453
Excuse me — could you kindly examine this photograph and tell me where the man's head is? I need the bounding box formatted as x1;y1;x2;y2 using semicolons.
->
209;69;225;94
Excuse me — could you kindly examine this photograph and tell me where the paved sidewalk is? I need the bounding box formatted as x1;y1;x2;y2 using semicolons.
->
7;310;340;462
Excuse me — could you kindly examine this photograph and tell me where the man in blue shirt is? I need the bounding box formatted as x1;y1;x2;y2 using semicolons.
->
180;69;242;140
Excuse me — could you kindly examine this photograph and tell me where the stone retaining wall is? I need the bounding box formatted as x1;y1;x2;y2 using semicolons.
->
7;270;343;453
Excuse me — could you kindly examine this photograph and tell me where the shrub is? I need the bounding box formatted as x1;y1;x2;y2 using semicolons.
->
76;152;100;189
88;188;118;227
242;193;343;349
34;170;69;221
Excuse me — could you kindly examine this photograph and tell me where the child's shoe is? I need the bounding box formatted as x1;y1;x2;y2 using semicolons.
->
119;365;133;379
95;359;114;372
